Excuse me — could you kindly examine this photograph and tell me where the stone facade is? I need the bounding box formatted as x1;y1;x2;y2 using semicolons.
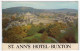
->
5;12;78;30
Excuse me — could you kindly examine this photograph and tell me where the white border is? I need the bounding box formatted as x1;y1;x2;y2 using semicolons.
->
1;0;78;1
0;0;79;51
0;1;2;51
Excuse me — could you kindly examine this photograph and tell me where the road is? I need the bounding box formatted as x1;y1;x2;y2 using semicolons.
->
48;36;59;43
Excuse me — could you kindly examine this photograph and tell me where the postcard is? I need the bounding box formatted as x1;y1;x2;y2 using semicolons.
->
2;1;78;50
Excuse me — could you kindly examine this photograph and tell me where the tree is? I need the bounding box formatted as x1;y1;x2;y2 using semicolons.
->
47;22;67;38
11;16;16;21
2;18;10;28
41;31;48;42
31;38;40;43
3;26;27;43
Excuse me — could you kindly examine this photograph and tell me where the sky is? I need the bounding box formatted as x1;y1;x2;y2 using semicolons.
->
2;1;78;10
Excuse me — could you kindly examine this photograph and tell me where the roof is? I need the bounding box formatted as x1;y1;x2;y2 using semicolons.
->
25;12;32;16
